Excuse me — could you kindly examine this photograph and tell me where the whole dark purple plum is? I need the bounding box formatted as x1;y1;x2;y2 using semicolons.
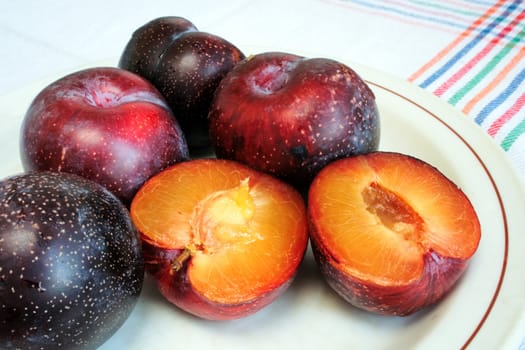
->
119;16;245;154
0;172;144;350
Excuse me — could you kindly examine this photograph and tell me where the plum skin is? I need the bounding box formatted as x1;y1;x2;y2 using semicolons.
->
141;241;297;321
130;159;309;320
119;16;245;153
20;66;189;206
118;16;198;79
209;52;380;188
307;152;480;316
309;237;468;316
0;172;144;349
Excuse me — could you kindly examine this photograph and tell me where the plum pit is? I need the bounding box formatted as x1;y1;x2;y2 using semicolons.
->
191;178;258;254
168;178;260;273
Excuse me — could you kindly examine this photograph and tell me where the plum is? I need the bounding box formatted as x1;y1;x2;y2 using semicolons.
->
308;152;481;316
209;51;380;188
19;67;189;207
0;172;144;349
130;159;308;320
119;16;245;154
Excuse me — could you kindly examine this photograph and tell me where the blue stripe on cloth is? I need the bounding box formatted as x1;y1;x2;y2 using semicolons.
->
418;0;521;89
475;67;525;124
468;0;502;6
347;0;471;30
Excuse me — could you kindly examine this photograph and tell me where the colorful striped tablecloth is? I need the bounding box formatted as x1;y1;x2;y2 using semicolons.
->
0;1;524;349
322;0;525;178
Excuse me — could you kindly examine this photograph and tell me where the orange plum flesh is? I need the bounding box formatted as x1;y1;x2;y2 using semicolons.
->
130;158;308;320
308;152;481;316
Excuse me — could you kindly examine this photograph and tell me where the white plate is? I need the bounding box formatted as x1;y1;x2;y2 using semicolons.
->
2;52;525;350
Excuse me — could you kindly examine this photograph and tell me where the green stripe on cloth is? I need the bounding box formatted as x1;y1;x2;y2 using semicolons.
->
408;0;484;18
448;26;525;106
502;117;525;151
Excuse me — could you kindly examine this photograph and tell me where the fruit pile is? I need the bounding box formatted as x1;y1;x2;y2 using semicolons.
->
1;16;481;349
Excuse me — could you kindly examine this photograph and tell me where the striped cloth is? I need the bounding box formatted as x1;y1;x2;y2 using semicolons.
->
324;0;525;177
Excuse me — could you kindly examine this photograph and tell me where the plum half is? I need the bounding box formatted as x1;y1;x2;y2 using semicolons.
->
307;152;481;316
0;172;144;349
130;158;308;320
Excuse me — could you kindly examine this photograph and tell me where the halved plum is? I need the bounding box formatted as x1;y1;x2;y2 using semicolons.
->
308;151;481;316
130;158;308;320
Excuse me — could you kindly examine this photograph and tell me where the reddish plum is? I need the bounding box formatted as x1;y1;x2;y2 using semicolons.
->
20;67;189;206
209;52;380;188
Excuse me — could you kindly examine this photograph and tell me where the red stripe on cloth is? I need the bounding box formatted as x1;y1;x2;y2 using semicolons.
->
383;0;475;26
433;9;525;97
463;46;525;115
408;0;506;82
488;92;525;136
321;0;473;35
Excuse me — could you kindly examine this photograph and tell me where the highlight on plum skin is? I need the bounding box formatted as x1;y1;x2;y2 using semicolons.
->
0;171;144;349
307;151;481;316
130;158;309;320
19;67;189;207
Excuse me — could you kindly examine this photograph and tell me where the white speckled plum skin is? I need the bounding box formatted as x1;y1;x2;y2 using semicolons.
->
20;67;189;207
0;172;144;349
119;16;245;153
310;239;468;316
209;52;380;188
119;16;198;80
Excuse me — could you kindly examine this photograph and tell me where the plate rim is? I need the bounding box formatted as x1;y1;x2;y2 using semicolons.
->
365;77;510;348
